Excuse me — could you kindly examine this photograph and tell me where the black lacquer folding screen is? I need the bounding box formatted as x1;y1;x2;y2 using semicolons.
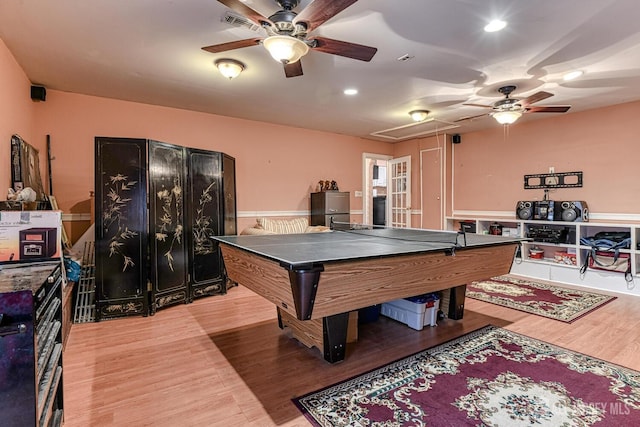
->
95;138;148;319
95;137;236;319
149;141;189;314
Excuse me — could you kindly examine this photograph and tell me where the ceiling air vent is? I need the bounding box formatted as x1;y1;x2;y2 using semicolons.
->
222;11;262;32
370;118;460;142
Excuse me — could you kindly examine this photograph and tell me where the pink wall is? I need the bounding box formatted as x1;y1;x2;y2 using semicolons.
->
0;39;37;188
33;90;393;231
450;102;640;215
390;102;640;219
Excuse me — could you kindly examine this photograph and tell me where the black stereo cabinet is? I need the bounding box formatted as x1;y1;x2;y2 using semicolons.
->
0;261;64;426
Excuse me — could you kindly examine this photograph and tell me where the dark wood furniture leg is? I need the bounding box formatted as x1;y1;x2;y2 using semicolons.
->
322;312;350;363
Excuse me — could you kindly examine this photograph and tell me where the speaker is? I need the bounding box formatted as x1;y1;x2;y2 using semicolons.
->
452;134;461;144
30;85;46;102
516;201;534;220
533;199;554;220
555;201;589;222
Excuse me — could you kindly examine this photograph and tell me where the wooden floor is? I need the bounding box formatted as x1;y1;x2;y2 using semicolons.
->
63;277;640;426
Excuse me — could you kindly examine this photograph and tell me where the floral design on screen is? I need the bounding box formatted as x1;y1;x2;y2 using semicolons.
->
193;181;216;256
155;176;183;271
103;174;138;271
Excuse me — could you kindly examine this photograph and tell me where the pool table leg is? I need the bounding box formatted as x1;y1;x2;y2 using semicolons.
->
322;312;350;363
447;284;467;320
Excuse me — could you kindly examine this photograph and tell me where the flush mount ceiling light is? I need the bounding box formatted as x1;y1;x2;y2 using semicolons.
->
493;110;522;125
484;19;507;32
343;88;358;96
263;35;309;64
409;110;430;122
215;59;245;79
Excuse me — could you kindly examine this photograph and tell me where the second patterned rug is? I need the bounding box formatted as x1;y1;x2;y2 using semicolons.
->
466;275;616;323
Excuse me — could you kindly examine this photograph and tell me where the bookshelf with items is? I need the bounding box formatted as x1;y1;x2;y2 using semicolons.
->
446;216;640;297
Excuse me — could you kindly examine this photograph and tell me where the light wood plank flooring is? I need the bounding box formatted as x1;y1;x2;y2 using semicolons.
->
63;277;640;426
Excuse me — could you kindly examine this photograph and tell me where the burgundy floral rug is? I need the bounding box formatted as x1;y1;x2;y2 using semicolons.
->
466;275;616;323
293;326;640;426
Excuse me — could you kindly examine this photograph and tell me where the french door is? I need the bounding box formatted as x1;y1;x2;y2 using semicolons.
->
388;156;411;228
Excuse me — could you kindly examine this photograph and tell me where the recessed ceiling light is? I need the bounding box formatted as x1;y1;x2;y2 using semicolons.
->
484;19;507;32
344;88;358;96
563;70;584;81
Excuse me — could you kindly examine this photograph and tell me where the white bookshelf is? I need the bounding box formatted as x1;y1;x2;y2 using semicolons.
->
446;216;640;297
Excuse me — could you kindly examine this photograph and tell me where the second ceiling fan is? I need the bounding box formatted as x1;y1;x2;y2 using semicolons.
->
202;0;377;78
457;85;571;125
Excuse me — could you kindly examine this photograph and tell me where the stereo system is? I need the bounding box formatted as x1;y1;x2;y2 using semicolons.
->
527;225;572;244
516;200;588;222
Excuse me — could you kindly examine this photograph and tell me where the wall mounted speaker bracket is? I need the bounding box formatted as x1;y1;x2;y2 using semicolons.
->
524;171;583;189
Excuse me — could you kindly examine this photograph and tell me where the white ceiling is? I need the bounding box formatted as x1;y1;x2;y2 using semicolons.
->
2;0;640;141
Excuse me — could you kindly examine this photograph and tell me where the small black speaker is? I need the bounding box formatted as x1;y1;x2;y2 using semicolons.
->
31;85;46;102
555;201;589;222
516;201;534;220
452;134;461;144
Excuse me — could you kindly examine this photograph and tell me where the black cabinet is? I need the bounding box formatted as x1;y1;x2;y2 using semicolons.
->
95;137;236;319
0;261;64;427
310;191;350;229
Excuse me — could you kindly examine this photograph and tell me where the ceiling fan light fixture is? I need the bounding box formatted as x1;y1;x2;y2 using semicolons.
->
215;59;245;80
263;35;309;64
493;110;522;125
409;110;429;122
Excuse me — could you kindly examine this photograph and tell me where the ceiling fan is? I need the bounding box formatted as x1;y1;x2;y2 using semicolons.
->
202;0;377;78
456;85;571;125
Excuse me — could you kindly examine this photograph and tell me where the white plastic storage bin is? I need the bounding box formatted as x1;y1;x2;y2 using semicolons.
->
381;294;440;330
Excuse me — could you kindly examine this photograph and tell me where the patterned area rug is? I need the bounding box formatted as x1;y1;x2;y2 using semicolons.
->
466;275;616;323
293;326;640;426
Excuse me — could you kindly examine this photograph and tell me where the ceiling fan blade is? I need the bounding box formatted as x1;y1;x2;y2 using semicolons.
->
217;0;272;27
284;61;303;78
462;103;493;108
310;37;377;61
202;38;262;54
520;91;553;106
294;0;358;33
455;113;489;123
527;105;571;113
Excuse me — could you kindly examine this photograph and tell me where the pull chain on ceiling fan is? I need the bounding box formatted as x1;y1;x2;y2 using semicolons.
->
203;0;377;78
